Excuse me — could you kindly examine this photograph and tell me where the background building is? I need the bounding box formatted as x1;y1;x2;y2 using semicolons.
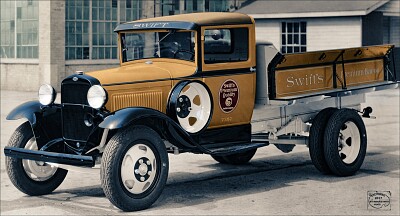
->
237;0;400;53
0;0;244;91
1;0;398;91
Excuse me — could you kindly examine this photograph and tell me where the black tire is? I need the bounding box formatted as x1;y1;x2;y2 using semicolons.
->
308;108;337;174
323;109;367;176
5;122;68;196
101;125;169;212
211;149;257;165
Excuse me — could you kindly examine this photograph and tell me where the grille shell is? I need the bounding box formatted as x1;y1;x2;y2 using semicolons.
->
61;75;98;141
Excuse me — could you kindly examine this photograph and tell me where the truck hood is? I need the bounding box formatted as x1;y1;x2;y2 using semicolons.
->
86;61;197;86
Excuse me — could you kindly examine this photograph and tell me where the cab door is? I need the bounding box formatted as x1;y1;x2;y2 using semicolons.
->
200;24;256;129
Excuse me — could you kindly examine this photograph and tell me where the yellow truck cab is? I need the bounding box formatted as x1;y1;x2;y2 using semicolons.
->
4;12;399;212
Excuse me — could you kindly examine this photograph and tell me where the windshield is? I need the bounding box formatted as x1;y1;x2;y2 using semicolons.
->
121;30;195;63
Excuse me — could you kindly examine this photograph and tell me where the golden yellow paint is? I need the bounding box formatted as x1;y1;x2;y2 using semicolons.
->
203;73;256;128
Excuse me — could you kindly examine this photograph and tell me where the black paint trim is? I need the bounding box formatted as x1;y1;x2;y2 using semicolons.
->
101;68;254;87
197;30;203;71
102;78;173;87
196;124;251;145
268;53;285;99
63;74;101;86
189;68;254;78
276;56;385;71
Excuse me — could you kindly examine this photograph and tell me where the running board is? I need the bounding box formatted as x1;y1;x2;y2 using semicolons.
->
206;142;269;156
4;147;95;167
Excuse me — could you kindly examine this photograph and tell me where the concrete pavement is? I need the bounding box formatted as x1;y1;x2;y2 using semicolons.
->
0;89;399;215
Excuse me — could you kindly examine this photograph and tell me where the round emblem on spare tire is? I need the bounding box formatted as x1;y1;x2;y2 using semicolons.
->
219;79;239;113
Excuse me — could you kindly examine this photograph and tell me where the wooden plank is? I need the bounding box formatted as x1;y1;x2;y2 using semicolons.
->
273;45;392;98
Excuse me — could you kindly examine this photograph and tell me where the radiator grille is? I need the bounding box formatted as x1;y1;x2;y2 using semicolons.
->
112;91;163;111
62;105;95;141
61;83;90;105
61;80;93;141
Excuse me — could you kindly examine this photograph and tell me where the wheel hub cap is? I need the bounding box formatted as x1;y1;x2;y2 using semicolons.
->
134;157;152;182
121;144;157;194
22;138;57;181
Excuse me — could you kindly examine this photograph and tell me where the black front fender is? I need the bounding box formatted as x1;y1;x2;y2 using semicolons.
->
99;107;171;130
7;101;43;126
99;107;203;150
7;101;62;147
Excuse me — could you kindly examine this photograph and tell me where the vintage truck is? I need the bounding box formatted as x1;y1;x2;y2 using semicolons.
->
4;12;399;211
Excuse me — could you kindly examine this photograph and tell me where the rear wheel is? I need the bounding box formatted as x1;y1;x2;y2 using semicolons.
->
5;122;68;196
101;126;169;211
308;108;337;174
323;109;367;176
211;149;257;165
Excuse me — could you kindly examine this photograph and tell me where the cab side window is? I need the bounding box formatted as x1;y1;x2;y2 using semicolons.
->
204;28;248;64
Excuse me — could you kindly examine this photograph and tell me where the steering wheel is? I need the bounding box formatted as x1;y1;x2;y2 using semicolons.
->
173;49;195;60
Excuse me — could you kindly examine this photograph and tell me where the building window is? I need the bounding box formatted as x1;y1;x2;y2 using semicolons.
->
0;0;38;59
92;0;118;59
66;0;140;60
65;0;90;59
122;0;141;22
281;21;306;54
161;0;176;16
183;0;229;13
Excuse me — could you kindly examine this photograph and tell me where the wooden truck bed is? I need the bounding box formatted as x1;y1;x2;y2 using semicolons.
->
268;45;398;100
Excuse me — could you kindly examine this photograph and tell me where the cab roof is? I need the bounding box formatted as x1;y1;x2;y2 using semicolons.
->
114;12;254;32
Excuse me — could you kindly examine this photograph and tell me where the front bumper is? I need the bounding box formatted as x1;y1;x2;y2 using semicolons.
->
4;147;95;167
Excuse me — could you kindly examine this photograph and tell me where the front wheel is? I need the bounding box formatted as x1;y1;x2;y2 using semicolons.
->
5;122;68;196
211;149;257;165
101;126;169;211
323;109;367;176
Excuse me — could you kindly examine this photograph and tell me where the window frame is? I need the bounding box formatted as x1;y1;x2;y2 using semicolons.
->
281;21;307;54
0;0;38;59
118;29;198;67
201;24;255;72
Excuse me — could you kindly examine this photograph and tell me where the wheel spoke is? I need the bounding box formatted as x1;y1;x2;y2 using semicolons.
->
182;86;198;99
188;104;201;118
178;117;191;129
121;154;135;183
190;104;202;113
340;124;352;142
340;144;351;158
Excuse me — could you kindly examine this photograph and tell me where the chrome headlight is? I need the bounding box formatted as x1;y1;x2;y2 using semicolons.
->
87;85;107;109
38;84;56;105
